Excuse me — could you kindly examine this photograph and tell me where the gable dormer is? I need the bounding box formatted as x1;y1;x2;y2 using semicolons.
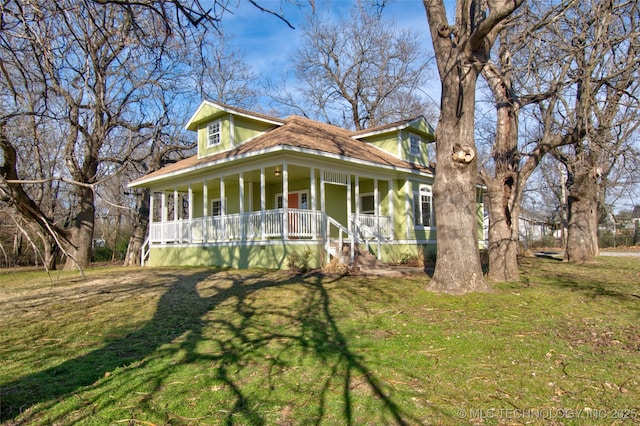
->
352;116;435;166
185;100;284;159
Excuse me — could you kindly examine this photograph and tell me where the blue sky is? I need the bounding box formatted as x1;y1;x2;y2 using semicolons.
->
219;0;445;106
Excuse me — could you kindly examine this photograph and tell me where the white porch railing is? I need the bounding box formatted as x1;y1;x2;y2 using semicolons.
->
349;214;392;240
148;209;326;243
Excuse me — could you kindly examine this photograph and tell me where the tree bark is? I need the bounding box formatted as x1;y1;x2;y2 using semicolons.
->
62;185;95;270
423;0;522;293
481;58;521;282
124;188;150;267
565;168;600;262
427;55;489;293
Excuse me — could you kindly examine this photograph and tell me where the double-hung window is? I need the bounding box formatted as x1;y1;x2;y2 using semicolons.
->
409;133;421;157
413;186;434;227
211;199;224;216
208;121;221;147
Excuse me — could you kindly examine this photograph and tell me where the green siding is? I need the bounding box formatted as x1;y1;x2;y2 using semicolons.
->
233;116;276;144
149;242;323;269
197;114;231;158
363;133;398;158
196;114;277;158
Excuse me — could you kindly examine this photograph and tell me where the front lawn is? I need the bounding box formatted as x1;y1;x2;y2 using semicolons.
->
1;257;639;425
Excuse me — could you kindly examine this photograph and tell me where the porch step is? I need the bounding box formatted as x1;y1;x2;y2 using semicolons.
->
350;244;402;277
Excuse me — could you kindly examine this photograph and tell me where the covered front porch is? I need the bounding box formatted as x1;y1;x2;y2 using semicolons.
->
143;160;398;267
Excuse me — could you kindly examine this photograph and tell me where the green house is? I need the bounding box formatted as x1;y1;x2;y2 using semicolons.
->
129;100;482;269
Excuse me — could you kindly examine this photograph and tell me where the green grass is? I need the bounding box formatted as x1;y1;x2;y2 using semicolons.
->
1;257;639;425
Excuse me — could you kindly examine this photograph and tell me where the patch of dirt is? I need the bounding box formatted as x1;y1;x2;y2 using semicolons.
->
557;321;640;354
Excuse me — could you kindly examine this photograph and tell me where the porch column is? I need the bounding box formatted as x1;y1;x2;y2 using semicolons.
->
188;183;193;243
388;179;394;240
203;181;208;216
188;184;193;220
161;191;167;244
374;178;381;260
320;169;326;242
203;180;208;242
149;192;154;225
260;167;266;240
355;175;360;215
405;178;411;240
220;177;225;239
347;174;352;233
239;172;244;214
239;172;245;240
374;178;379;233
310;168;317;238
173;188;178;221
283;162;288;239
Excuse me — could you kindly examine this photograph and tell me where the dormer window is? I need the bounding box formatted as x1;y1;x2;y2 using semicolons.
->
208;120;221;147
409;133;421;157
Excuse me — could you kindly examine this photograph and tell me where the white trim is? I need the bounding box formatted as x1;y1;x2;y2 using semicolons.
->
207;120;221;147
211;198;225;216
230;114;235;147
185;99;284;131
413;184;435;228
188;184;193;220
275;190;309;209
409;133;421;157
359;192;375;214
405;178;411;240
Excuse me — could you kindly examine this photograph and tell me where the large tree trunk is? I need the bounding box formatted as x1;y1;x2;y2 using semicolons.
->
565;168;599;262
482;59;522;282
427;58;490;294
422;0;522;293
62;185;95;270
485;176;520;282
124;188;150;267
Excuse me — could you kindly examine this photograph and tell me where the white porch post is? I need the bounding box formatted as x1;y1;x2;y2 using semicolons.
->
388;179;394;240
173;188;178;221
260;167;266;240
310;168;317;238
188;183;193;243
220;177;226;239
374;178;381;259
239;172;244;214
188;184;193;220
355;175;360;216
347;174;352;233
374;178;379;231
405;178;411;240
320;169;328;264
149;192;154;225
161;191;167;244
239;172;245;240
203;180;208;242
148;191;154;244
283;162;288;239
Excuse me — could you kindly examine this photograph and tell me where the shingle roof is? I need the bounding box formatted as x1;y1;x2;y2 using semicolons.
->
130;115;433;186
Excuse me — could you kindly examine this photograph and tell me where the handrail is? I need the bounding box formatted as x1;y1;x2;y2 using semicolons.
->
325;215;355;265
141;237;150;267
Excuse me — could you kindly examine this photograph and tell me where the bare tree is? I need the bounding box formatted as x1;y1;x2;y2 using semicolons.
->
271;3;433;130
478;1;586;281
0;1;200;270
423;0;522;294
535;0;640;262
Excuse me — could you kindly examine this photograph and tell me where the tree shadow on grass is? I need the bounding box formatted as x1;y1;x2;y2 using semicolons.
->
1;269;421;425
